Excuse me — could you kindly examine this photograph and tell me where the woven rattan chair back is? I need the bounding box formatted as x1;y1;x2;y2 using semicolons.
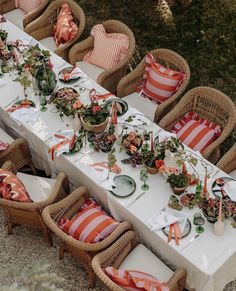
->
159;87;236;163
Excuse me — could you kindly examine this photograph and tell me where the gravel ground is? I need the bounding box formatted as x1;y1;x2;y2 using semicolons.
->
0;209;235;291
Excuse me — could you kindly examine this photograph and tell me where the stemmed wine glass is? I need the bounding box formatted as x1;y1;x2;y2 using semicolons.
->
193;212;205;233
140;168;149;191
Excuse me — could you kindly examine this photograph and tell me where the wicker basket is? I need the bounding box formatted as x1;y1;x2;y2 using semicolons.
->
81;116;109;133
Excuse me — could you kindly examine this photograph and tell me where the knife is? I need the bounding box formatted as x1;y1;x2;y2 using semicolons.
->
181;234;200;251
127;192;146;208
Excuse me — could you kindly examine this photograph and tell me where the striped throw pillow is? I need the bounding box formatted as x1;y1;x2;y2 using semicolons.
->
53;3;78;47
59;199;119;243
83;24;129;70
0;169;31;202
105;267;170;291
137;53;185;104
172;112;221;152
15;0;42;14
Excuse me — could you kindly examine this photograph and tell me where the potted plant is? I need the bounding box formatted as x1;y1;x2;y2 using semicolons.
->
142;145;164;174
167;172;188;195
80;102;109;132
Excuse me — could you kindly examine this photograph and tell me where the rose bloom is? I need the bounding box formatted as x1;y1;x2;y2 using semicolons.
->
155;159;164;169
92;105;101;113
73;100;83;109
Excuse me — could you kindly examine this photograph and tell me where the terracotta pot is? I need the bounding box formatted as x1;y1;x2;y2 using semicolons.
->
171;185;187;195
81;116;108;133
144;163;158;174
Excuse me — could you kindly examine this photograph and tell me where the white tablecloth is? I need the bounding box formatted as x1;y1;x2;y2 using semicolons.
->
0;19;236;291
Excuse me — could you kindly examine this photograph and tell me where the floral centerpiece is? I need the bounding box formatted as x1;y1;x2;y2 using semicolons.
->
141;143;165;174
80;102;109;133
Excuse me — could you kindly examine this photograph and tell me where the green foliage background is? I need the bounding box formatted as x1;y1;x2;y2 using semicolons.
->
76;0;236;152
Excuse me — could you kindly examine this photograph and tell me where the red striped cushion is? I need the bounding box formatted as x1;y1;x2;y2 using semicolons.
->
53;3;78;47
59;200;119;243
172;112;221;152
15;0;42;14
105;267;170;291
83;24;129;69
137;53;185;104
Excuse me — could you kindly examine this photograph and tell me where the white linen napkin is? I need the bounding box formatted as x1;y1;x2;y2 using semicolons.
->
149;207;188;233
46;130;76;158
10;107;40;125
58;67;82;81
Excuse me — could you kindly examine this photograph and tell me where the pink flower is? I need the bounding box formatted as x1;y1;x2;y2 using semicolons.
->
92;105;101;114
73;100;83;109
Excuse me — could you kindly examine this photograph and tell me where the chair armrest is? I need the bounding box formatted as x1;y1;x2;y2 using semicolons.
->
0;0;15;14
117;58;145;97
216;143;236;173
69;36;94;65
1;160;18;174
23;0;49;28
167;267;187;291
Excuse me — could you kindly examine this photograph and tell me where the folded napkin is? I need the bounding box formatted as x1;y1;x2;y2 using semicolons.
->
149;207;188;234
10;107;40;125
47;130;76;160
0;140;9;151
89;88;114;102
59;66;82;81
224;180;236;201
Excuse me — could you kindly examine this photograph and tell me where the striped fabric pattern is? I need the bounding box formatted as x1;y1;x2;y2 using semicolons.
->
83;24;129;69
137;53;185;104
59;200;119;243
105;267;170;291
15;0;42;14
172;111;221;152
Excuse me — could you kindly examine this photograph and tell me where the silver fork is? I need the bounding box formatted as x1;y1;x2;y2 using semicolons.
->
127;191;146;208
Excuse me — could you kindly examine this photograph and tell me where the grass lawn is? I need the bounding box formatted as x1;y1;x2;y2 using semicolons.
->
78;0;236;154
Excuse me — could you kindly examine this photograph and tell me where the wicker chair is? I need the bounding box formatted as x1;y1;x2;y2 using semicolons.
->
0;161;69;246
42;186;132;287
92;231;187;291
0;128;36;174
69;19;136;93
24;0;86;60
216;143;236;178
116;48;190;122
158;87;236;164
0;0;49;29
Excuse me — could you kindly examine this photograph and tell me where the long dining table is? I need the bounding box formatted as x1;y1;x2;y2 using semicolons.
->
1;19;236;291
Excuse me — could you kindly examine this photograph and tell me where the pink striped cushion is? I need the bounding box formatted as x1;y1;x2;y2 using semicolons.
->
83;24;129;69
137;53;185;104
59;200;119;243
15;0;42;14
105;267;170;291
172;112;221;152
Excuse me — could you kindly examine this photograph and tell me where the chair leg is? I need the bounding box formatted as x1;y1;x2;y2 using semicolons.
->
87;265;96;288
42;227;53;247
59;242;66;260
6;222;13;235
